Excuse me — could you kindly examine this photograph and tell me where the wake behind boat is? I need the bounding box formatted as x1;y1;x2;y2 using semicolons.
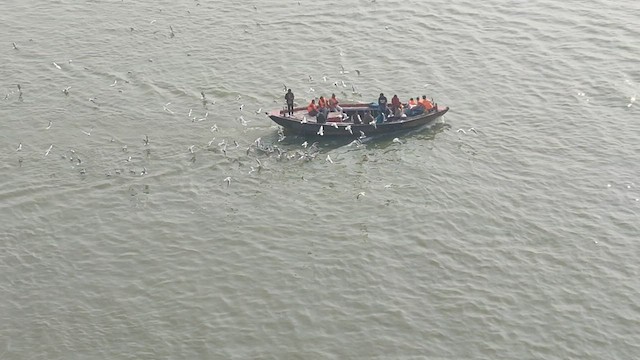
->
267;98;449;137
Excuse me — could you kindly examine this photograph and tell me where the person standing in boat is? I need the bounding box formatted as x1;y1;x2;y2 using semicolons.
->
378;93;388;117
285;89;295;116
329;93;343;113
390;94;402;116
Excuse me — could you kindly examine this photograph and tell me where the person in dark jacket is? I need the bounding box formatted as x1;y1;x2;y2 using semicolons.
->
378;93;388;117
284;89;295;116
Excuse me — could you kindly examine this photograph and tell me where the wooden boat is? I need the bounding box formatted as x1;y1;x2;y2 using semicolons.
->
267;102;449;137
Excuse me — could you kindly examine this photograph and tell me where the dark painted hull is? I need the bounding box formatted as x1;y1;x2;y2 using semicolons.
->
268;105;449;137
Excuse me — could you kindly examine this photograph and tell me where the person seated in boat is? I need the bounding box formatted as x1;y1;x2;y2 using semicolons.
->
317;110;327;124
391;94;401;114
307;99;318;116
351;111;362;124
393;105;404;118
408;98;417;108
362;110;374;124
420;95;434;112
317;95;329;118
318;96;327;111
329;93;343;113
407;102;425;116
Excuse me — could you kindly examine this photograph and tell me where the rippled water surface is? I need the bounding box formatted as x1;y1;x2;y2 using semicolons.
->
2;0;639;359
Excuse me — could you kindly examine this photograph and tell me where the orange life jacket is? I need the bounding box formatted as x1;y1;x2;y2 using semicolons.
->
307;103;317;113
318;97;327;108
422;99;434;110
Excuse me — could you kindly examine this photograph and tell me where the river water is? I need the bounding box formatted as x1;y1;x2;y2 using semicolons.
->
1;0;639;359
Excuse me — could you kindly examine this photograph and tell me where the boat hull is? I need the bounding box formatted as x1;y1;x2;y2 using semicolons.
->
268;105;449;137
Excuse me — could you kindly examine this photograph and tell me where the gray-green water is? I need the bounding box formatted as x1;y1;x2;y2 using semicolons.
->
2;0;639;358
